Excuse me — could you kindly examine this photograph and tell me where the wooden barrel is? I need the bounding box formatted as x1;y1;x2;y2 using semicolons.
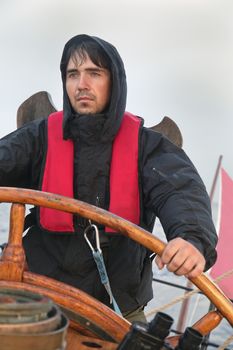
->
0;288;68;350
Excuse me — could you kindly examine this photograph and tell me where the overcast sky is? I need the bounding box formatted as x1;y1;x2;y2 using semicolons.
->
0;0;232;194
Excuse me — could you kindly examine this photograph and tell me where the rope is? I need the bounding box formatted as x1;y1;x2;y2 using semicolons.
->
145;286;200;317
145;267;233;317
214;268;233;284
217;334;233;349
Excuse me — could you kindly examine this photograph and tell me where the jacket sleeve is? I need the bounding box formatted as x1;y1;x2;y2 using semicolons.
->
140;127;217;270
0;120;45;188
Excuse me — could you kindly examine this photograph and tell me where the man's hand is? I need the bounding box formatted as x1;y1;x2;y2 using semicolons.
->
155;238;206;278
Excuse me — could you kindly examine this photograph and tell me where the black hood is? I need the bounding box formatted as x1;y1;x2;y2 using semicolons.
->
60;34;127;142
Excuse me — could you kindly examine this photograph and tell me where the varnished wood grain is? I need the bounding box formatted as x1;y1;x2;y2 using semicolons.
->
0;280;129;343
0;187;232;336
192;310;223;335
67;330;118;350
0;204;26;281
167;310;223;348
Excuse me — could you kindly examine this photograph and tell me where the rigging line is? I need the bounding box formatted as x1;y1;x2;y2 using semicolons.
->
217;334;233;350
145;267;233;317
145;287;199;317
213;267;233;284
184;268;233;326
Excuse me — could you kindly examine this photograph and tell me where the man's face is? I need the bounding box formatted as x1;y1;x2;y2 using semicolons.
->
65;53;111;115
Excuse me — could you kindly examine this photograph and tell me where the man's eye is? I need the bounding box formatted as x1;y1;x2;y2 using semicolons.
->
90;71;100;77
67;72;78;78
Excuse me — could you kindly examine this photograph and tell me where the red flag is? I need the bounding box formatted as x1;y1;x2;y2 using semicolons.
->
210;168;233;299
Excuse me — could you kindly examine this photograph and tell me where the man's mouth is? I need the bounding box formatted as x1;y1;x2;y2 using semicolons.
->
77;92;95;102
77;96;93;101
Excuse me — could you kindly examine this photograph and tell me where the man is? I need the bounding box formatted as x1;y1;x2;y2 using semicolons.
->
0;34;217;322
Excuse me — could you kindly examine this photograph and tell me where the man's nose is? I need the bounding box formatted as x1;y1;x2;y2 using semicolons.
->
77;74;89;90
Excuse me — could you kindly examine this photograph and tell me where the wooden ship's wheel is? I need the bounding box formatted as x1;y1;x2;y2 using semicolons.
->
0;188;232;349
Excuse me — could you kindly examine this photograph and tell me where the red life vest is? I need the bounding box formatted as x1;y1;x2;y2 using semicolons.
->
40;111;141;233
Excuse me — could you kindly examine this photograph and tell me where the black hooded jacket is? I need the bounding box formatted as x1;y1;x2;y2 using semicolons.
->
0;35;217;313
